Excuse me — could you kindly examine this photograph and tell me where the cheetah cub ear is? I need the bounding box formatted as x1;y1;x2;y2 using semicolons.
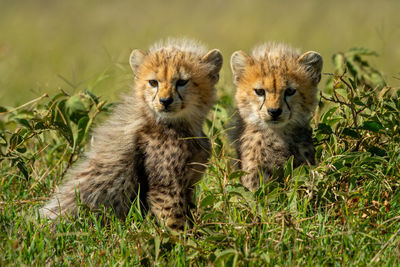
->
129;49;147;75
202;49;223;82
230;51;253;85
298;51;323;84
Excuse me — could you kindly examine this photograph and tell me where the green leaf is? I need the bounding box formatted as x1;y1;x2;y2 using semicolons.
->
200;195;215;209
202;212;223;221
342;128;359;138
347;47;378;57
16;146;27;153
283;156;294;180
154;235;160;262
51;92;68;102
353;96;365;106
100;102;114;113
214;249;237;267
75;116;90;148
16;118;31;129
17;161;29;180
332;53;345;73
345;58;359;78
362;121;383;132
18;128;30;139
365;72;386;88
228;170;246;180
0;133;7;145
320;106;341;126
65;95;87;124
53;121;74;146
317;123;333;134
335;89;348;99
348;77;357;89
34;121;47;130
52;99;67;123
84;90;99;105
368;146;387;157
10;133;24;149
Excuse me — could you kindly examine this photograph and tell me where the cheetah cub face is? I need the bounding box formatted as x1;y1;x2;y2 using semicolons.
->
130;43;223;122
231;44;323;128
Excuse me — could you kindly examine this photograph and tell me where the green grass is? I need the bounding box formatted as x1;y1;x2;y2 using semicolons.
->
1;1;400;265
1;47;400;265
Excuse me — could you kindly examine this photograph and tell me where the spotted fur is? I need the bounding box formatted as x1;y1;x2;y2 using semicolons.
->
230;42;322;191
40;38;223;230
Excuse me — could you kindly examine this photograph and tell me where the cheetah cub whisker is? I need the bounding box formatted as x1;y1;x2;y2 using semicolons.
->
40;38;223;230
230;42;323;191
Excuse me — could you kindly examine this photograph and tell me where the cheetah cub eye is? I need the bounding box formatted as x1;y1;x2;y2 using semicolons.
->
149;80;158;88
176;79;189;88
254;88;265;96
284;87;296;97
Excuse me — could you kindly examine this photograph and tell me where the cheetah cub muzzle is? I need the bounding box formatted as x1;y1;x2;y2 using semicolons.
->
230;43;323;191
40;38;223;230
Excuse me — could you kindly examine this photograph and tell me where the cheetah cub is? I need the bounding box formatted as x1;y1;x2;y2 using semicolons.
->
230;43;322;191
40;39;223;230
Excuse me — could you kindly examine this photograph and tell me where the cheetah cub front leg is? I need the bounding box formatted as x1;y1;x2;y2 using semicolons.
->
147;186;187;230
148;186;197;230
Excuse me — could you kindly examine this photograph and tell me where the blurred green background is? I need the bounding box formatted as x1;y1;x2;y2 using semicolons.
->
0;0;399;106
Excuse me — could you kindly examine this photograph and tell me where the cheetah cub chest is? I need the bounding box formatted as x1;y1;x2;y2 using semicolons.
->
230;43;323;191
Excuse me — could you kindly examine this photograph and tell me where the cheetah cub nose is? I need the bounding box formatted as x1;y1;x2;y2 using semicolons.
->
267;108;282;119
159;97;173;107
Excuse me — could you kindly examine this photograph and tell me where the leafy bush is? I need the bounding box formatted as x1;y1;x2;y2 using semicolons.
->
0;90;113;178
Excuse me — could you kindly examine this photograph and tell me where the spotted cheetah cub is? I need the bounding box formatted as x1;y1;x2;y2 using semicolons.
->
40;39;223;230
230;43;322;191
